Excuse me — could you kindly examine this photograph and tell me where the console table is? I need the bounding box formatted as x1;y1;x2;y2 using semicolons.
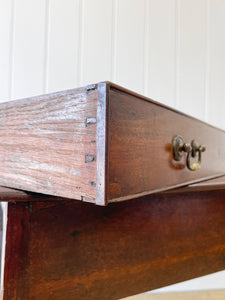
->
0;82;225;299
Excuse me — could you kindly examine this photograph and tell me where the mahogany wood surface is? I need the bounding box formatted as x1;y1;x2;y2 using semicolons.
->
0;86;98;202
1;82;225;205
0;186;74;202
167;175;225;193
1;174;225;202
107;85;225;202
4;190;225;300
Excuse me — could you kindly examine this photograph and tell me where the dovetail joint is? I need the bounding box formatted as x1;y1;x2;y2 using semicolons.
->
86;117;97;126
89;180;96;187
85;154;96;163
86;84;96;91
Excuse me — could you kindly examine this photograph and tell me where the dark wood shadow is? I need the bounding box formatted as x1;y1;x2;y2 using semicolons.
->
3;189;225;299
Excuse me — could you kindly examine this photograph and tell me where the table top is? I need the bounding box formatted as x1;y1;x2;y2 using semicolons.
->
1;174;225;202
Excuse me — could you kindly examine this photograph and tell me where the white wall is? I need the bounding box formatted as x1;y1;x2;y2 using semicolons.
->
1;0;225;293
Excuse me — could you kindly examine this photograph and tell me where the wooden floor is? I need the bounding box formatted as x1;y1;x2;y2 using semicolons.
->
1;289;225;300
123;290;225;300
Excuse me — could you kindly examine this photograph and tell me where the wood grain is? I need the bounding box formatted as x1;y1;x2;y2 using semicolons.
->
107;85;225;202
166;175;225;193
3;202;30;300
0;86;97;202
1;81;225;205
3;190;225;299
2;174;225;203
96;82;109;205
123;290;225;300
0;186;74;202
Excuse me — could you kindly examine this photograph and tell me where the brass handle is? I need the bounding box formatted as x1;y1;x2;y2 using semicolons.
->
172;136;206;171
187;140;206;171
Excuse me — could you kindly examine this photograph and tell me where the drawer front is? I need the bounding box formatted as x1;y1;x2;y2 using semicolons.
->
107;86;225;202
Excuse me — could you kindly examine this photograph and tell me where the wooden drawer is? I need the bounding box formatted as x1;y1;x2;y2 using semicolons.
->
0;82;225;205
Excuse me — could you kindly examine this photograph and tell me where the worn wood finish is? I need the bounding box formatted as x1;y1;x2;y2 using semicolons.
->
123;290;225;300
108;84;225;202
3;190;225;299
1;82;225;205
2;174;225;203
0;86;98;202
96;82;109;205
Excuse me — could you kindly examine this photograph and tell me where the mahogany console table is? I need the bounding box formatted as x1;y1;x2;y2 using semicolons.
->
0;82;225;299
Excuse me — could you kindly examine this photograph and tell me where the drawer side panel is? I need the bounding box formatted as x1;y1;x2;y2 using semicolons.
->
0;87;97;201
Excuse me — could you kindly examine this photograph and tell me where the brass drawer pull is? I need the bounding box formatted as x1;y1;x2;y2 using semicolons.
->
173;136;206;171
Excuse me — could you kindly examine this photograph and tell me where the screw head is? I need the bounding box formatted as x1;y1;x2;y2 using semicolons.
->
183;143;192;153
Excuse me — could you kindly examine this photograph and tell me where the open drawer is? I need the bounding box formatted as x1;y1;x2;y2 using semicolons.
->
0;82;225;205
